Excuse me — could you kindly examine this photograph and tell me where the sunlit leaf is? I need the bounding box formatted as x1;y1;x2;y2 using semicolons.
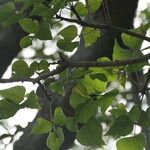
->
31;118;52;134
0;86;25;104
75;2;88;16
116;134;147;150
82;27;100;47
58;25;77;41
20;36;32;48
47;127;64;150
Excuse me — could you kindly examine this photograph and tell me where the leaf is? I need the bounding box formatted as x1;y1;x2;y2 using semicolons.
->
75;101;98;123
21;0;33;12
47;127;64;150
80;75;107;95
88;0;102;13
12;60;34;77
30;60;49;71
82;27;100;47
129;104;141;122
20;36;32;48
36;22;52;40
0;99;20;119
0;86;25;104
22;91;41;109
96;89;118;113
75;2;88;16
31;118;52;134
2;14;24;27
39;60;50;69
0;2;15;23
106;115;133;137
113;24;149;72
19;18;39;34
70;86;90;108
109;103;127;118
57;39;78;51
50;79;65;95
76;118;103;146
89;73;108;82
30;3;52;18
65;117;78;132
138;110;150;128
54;107;66;126
116;134;147;150
58;25;77;41
119;73;126;88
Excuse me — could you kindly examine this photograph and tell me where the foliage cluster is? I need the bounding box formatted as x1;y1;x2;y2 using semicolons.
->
0;0;149;150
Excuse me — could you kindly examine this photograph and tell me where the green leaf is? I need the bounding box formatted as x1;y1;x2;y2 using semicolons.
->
75;101;98;123
30;3;53;18
75;2;88;16
109;103;127;118
20;36;32;48
119;73;126;88
106;115;133;136
138;110;150;128
36;23;52;40
70;86;90;108
21;0;33;12
65;117;78;132
54;107;66;126
88;0;102;13
82;27;100;47
96;89;118;113
76;118;103;146
2;14;24;27
50;80;65;95
39;60;49;69
0;99;20;119
30;60;49;72
0;2;15;23
89;73;107;82
80;75;107;95
89;67;117;82
113;24;149;72
22;91;41;109
47;127;64;150
57;39;78;51
19;18;39;33
116;134;147;150
31;118;52;134
129;104;141;122
12;60;34;77
0;86;25;104
58;25;77;41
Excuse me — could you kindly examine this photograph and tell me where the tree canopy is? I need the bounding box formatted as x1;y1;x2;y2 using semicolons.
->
0;0;150;150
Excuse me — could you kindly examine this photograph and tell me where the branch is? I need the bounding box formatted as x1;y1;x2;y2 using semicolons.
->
0;53;149;84
67;53;150;68
55;14;150;43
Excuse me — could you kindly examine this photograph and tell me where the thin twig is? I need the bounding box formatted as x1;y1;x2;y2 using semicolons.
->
55;14;150;42
0;53;149;84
